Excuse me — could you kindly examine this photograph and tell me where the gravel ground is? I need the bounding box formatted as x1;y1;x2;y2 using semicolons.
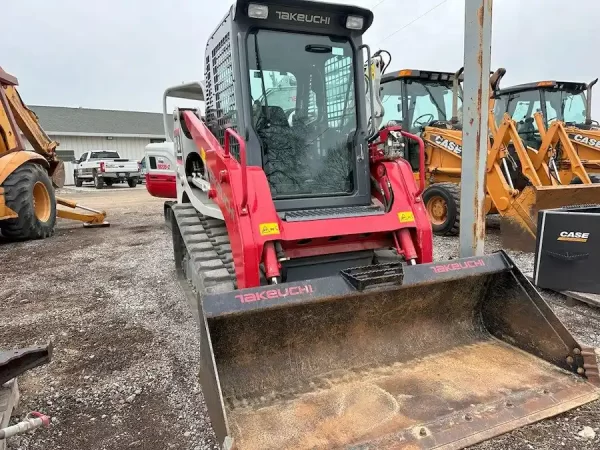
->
1;186;599;449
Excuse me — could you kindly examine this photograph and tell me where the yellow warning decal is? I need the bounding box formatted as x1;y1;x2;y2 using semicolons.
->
259;223;280;236
398;211;415;223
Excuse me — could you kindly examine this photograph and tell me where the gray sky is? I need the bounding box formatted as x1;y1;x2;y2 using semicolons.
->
5;0;600;112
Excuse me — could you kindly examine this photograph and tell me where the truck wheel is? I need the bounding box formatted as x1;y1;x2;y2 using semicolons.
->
570;175;600;184
93;172;104;189
0;162;57;240
127;178;138;188
105;179;114;187
74;173;83;187
423;182;461;235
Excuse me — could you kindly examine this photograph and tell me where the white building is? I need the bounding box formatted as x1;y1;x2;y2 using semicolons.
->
25;105;166;185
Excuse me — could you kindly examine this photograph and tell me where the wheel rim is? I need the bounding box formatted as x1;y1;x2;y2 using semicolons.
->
426;195;448;226
33;181;51;221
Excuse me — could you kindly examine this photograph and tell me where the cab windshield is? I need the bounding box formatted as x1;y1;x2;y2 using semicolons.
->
501;90;545;148
545;89;587;125
381;79;459;133
248;30;357;199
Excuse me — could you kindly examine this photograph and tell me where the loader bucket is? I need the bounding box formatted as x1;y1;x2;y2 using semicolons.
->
196;252;599;450
501;184;600;252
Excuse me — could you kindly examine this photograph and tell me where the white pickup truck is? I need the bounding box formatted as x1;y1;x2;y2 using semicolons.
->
73;150;141;189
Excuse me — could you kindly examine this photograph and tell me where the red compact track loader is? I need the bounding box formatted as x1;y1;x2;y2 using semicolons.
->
165;1;600;448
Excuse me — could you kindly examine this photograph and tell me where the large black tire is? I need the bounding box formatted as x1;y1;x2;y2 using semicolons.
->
104;178;114;187
570;175;600;184
422;182;461;235
127;178;138;188
74;172;83;187
93;171;104;189
0;163;57;240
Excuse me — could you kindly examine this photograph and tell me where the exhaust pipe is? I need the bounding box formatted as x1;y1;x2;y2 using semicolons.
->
451;66;464;124
489;67;507;92
586;78;598;125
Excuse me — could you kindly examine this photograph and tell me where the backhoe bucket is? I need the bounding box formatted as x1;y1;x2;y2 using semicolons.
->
501;184;600;252
196;253;599;450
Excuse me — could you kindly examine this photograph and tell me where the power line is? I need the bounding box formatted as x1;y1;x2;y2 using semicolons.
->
371;0;387;8
376;0;449;46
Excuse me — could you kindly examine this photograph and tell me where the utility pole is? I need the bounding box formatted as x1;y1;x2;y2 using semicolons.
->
459;0;493;257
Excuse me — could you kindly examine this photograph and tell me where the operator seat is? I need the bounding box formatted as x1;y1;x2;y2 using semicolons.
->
256;106;309;195
517;117;538;148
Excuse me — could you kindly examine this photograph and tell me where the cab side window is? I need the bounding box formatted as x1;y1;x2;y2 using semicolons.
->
149;157;157;170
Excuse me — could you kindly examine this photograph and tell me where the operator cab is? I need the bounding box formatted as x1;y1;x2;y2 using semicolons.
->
203;0;374;214
380;69;461;171
493;80;591;149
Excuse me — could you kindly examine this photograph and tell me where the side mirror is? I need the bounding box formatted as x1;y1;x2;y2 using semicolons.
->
72;159;79;164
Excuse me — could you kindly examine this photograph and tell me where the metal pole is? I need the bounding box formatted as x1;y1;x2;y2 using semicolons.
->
459;0;493;257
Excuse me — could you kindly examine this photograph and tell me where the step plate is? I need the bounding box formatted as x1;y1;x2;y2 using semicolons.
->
284;205;385;222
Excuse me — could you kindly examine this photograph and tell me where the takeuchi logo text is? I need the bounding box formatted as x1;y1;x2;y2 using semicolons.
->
430;259;485;273
236;285;314;304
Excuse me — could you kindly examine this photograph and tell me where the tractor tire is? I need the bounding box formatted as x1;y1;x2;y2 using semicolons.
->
74;173;83;187
127;178;138;188
0;162;57;240
570;175;600;184
93;172;104;189
423;182;461;236
105;179;114;187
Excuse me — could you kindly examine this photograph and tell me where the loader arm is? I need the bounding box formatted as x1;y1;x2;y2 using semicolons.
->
531;112;591;185
487;114;600;250
488;112;543;187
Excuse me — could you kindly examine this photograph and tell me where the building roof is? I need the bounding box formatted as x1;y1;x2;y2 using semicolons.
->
28;105;166;138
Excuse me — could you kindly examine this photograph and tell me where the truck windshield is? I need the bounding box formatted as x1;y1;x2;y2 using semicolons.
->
544;89;587;125
381;79;458;133
248;30;357;198
90;151;120;159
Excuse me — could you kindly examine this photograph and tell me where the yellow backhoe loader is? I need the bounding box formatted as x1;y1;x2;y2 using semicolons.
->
0;67;108;240
379;67;600;250
492;78;600;181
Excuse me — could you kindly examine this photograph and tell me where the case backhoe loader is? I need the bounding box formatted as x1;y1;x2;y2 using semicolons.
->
379;67;600;251
160;1;598;449
0;67;108;240
493;78;600;181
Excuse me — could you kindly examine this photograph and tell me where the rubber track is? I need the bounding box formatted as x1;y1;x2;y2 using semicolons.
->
171;204;236;299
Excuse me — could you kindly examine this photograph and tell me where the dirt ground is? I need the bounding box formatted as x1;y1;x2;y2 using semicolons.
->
1;186;599;449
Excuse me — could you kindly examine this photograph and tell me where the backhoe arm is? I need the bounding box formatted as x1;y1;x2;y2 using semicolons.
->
0;67;63;186
0;68;23;154
1;79;58;157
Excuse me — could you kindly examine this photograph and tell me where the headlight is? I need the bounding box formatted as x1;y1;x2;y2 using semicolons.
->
248;3;269;19
346;15;364;30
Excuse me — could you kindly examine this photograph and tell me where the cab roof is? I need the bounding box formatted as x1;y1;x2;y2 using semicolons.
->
382;69;459;84
234;0;374;32
495;80;587;97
